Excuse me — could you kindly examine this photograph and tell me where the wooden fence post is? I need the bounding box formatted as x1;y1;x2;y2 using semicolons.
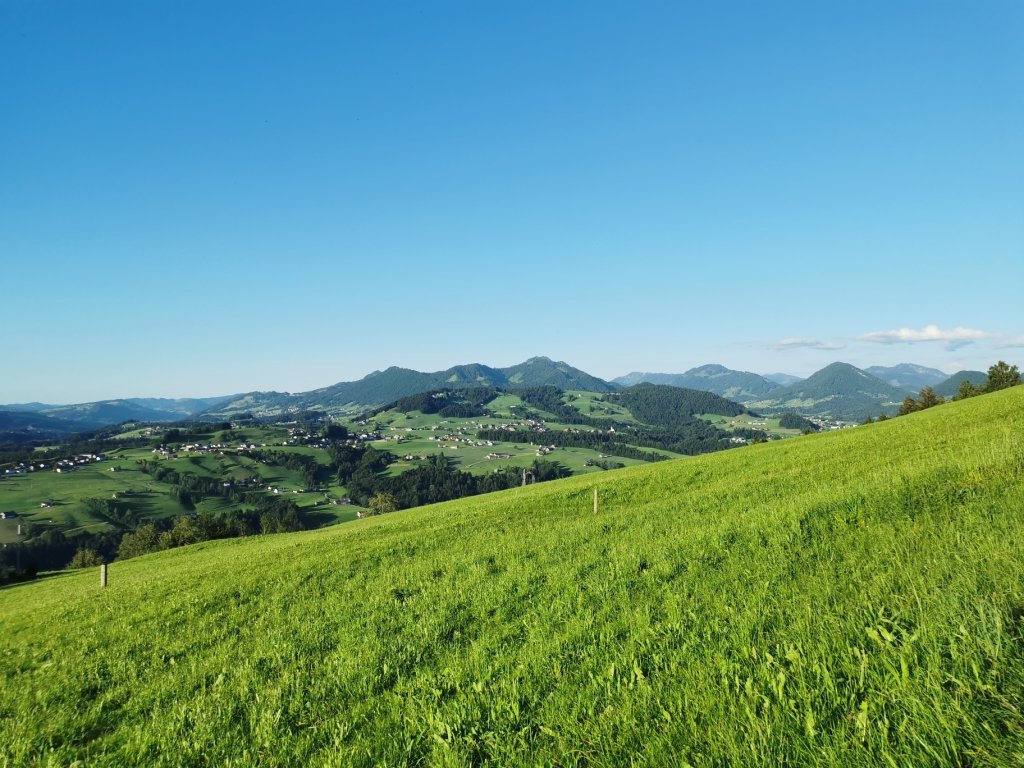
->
594;487;598;514
100;563;108;588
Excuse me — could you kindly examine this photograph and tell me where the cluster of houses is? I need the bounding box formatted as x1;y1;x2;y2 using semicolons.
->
3;454;105;477
478;419;548;434
426;433;497;450
53;453;106;473
808;417;852;431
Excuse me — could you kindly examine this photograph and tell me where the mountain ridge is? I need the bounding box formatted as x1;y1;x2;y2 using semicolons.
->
206;357;616;418
612;364;780;402
863;363;948;393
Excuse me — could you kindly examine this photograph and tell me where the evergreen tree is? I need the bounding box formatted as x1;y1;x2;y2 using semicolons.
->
985;361;1021;392
955;380;980;400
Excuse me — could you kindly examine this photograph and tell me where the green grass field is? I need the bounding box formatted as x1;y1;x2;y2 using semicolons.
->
0;456;187;533
1;390;771;542
2;388;1023;766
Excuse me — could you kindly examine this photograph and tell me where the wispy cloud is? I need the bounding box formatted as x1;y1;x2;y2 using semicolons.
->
997;336;1024;349
859;325;998;349
775;337;845;350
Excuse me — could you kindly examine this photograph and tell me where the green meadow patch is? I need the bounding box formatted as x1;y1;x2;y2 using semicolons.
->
1;389;1023;766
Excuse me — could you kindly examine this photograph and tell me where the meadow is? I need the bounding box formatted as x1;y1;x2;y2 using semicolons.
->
1;387;1022;765
1;390;699;543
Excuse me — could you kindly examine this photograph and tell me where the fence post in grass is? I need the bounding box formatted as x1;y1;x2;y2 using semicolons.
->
100;563;108;588
594;487;598;514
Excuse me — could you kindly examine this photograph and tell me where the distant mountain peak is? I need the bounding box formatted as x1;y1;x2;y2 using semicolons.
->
686;364;731;376
746;362;908;420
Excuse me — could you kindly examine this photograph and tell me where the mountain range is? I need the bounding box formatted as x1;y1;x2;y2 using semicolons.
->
204;357;616;418
612;364;780;401
744;362;911;421
0;358;995;438
863;363;948;392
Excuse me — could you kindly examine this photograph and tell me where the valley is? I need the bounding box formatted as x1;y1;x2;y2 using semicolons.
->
2;383;801;573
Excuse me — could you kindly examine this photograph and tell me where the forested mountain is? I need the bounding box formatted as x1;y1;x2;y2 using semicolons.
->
5;357;1003;436
0;396;238;433
933;370;988;398
205;357;615;418
612;364;779;402
863;364;948;393
614;383;745;429
40;397;236;425
745;362;908;420
503;357;615;392
0;410;81;440
1;359;611;432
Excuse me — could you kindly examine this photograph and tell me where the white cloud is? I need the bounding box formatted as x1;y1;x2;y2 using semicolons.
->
775;337;845;350
997;336;1024;348
860;324;998;345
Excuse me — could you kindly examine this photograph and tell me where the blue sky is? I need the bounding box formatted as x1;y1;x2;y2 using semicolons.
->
2;1;1021;402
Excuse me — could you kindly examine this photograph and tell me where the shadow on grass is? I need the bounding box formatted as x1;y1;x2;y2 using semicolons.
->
0;568;75;592
302;509;349;528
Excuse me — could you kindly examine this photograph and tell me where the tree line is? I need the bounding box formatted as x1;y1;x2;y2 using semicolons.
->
330;443;571;510
867;361;1021;422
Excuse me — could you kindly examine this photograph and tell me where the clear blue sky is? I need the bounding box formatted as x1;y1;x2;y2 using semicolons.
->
2;1;1021;402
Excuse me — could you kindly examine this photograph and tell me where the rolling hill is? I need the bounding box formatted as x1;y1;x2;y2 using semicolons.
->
745;362;908;420
2;388;1021;765
613;364;780;402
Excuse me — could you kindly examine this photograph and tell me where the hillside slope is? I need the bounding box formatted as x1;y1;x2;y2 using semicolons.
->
2;389;1023;766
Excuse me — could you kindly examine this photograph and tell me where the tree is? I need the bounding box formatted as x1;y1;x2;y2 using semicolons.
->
985;361;1021;393
955;380;980;400
898;386;944;416
917;386;944;410
324;424;348;441
368;491;397;516
897;395;919;417
118;523;161;560
69;548;104;569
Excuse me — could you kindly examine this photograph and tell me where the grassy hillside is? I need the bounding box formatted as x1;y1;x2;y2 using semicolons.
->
2;389;1023;766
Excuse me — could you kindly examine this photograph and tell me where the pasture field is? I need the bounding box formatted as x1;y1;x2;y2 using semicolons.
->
1;386;823;550
699;412;811;437
1;388;1022;766
0;454;186;532
564;390;639;422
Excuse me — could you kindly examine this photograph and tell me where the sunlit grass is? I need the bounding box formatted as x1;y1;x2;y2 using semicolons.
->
2;388;1023;766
